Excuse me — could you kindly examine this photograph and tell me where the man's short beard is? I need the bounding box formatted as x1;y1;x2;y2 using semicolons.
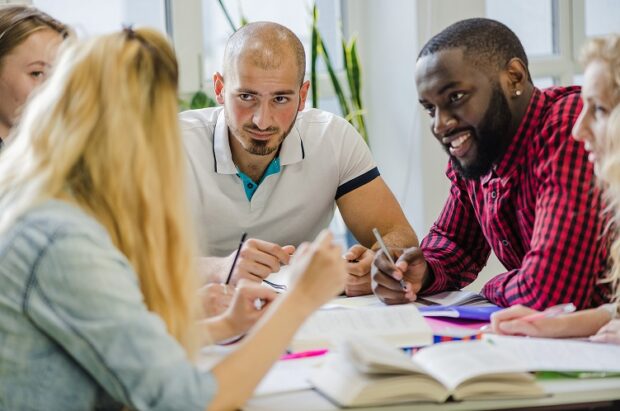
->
243;119;297;156
245;135;283;155
451;84;513;180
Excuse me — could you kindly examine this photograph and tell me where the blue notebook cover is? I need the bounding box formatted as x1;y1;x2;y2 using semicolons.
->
418;305;502;321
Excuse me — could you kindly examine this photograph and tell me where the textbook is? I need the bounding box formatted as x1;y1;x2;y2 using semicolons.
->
310;335;620;407
290;304;432;352
310;335;542;406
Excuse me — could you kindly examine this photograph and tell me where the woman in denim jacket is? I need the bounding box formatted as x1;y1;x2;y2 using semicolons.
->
0;28;346;411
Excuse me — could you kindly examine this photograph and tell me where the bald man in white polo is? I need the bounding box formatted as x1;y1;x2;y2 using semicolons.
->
181;21;417;296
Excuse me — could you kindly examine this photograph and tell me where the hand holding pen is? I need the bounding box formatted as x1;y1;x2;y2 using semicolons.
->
225;233;271;311
490;303;577;337
224;233;295;285
372;228;407;291
520;303;576;322
370;228;429;305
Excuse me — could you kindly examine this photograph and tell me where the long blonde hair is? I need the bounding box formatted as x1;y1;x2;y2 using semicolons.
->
581;34;620;303
0;28;199;354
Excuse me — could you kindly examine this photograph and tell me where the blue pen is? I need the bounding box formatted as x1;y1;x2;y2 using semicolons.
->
372;228;407;291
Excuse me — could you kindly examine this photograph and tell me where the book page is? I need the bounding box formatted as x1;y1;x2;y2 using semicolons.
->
483;335;620;372
292;305;432;350
413;340;528;391
343;334;427;375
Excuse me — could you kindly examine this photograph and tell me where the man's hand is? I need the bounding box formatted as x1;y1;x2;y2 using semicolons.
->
343;244;374;296
371;246;428;304
228;238;295;284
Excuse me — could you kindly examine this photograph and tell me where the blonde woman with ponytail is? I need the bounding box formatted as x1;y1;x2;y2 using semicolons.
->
491;34;620;343
0;27;346;411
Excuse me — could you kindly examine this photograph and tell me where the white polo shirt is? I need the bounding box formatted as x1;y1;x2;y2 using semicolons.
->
180;107;379;256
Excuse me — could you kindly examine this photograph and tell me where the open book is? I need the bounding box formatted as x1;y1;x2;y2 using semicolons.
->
310;335;543;406
290;304;432;352
311;334;620;407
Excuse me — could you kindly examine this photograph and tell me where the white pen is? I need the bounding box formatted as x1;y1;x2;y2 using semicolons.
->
521;303;576;322
372;228;407;291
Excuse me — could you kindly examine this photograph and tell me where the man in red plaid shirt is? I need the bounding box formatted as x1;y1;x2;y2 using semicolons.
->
372;18;609;309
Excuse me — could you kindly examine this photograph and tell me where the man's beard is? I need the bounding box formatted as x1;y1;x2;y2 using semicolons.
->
242;125;286;156
239;107;299;156
449;85;514;180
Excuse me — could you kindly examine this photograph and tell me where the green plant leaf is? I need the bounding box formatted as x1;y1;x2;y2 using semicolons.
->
311;3;319;108
343;38;355;106
349;39;362;109
319;34;350;118
190;90;217;109
217;0;237;32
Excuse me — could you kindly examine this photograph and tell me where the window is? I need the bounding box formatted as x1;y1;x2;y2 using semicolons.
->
487;0;579;87
201;0;344;113
486;0;557;57
584;0;620;37
32;0;167;37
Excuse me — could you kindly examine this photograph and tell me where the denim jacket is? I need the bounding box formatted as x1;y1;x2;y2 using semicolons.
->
0;200;216;411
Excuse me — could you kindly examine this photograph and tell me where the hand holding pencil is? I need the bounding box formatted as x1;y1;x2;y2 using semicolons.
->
370;228;430;305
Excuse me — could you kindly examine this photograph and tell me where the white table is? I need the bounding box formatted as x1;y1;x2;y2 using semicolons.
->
245;377;620;410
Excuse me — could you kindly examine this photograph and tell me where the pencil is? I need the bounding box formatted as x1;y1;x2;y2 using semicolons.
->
224;232;247;285
372;228;407;291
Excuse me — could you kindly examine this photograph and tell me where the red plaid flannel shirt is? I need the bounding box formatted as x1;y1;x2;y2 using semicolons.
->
420;87;610;309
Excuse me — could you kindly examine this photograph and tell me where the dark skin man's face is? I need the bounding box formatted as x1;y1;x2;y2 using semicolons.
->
415;48;519;179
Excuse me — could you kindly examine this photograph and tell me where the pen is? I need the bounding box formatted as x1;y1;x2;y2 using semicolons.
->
372;228;407;291
280;349;328;361
521;302;576;322
224;232;247;285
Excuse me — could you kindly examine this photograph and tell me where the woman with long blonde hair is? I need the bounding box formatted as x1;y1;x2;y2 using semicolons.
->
0;5;68;144
0;27;346;410
491;34;620;343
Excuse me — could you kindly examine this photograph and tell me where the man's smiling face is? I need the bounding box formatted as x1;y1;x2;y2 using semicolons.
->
416;48;514;179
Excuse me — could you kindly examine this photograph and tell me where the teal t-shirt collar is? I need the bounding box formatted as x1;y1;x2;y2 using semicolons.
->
237;157;281;201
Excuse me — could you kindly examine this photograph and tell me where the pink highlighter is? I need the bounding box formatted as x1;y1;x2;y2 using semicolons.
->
280;349;328;361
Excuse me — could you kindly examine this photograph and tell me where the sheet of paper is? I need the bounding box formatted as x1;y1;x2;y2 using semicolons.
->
254;357;324;396
263;266;293;292
293;304;432;349
417;290;489;306
483;335;620;372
